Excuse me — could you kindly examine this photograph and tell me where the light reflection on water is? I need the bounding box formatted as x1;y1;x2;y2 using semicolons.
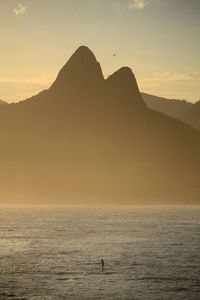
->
0;205;200;299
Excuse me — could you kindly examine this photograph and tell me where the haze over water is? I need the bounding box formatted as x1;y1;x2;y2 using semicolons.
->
0;205;199;300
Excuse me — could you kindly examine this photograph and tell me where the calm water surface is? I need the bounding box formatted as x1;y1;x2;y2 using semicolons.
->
0;206;200;300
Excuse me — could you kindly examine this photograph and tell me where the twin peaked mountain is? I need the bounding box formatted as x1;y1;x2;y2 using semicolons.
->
0;46;200;204
50;46;146;109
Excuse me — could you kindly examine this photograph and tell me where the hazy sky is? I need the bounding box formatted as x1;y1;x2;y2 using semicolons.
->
0;0;199;103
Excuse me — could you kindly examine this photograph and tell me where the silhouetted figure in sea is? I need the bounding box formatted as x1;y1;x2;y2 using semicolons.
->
101;258;104;271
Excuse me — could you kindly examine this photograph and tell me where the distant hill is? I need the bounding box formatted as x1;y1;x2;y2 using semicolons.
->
142;93;193;119
142;93;200;131
0;46;200;204
184;100;200;131
0;99;7;104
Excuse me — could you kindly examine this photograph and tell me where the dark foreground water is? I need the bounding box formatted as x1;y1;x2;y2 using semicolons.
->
0;206;199;300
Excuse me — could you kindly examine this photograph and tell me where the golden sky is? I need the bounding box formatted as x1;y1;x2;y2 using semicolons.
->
0;0;200;103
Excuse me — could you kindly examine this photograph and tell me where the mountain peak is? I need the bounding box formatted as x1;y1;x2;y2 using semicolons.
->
113;66;133;76
106;67;146;109
73;45;96;59
108;67;138;84
50;46;104;92
66;45;100;68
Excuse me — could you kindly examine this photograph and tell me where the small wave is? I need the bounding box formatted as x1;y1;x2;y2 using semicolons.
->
56;271;78;276
57;277;70;281
56;272;70;275
131;262;142;266
171;287;189;292
137;276;191;282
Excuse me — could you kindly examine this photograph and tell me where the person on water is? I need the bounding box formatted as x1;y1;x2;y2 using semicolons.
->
101;258;104;270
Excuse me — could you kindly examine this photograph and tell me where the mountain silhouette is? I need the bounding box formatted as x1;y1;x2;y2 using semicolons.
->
0;46;200;204
142;93;200;131
142;93;193;120
51;46;104;94
106;67;146;110
0;99;7;104
184;100;200;131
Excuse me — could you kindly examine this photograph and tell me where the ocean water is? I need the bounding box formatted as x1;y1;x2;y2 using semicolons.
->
0;206;199;300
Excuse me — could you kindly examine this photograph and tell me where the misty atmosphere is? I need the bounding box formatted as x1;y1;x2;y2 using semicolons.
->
0;46;200;204
0;1;200;299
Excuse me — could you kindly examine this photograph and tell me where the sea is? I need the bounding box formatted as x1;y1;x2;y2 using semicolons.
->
0;205;199;300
